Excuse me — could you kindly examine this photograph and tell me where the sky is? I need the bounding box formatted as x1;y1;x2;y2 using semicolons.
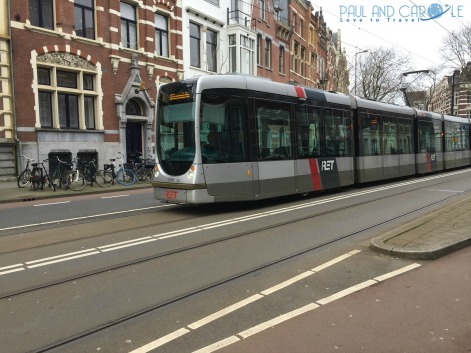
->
313;0;469;77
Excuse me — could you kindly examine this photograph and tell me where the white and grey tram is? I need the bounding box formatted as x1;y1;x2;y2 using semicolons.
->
153;74;471;204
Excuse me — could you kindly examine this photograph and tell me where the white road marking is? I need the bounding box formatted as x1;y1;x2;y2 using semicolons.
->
374;263;422;282
192;336;240;353
192;263;421;353
101;194;130;199
0;204;174;232
188;294;264;330
33;201;71;207
0;264;25;276
238;303;320;339
127;250;361;353
128;328;190;353
316;279;378;305
424;189;464;193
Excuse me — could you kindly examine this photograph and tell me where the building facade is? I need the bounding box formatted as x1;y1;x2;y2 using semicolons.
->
8;0;182;176
4;0;349;179
429;70;471;118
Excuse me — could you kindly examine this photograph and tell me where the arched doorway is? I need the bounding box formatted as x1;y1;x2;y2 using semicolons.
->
125;99;145;162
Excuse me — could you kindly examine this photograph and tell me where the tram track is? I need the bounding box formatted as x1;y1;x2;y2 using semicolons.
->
2;172;469;298
3;179;470;352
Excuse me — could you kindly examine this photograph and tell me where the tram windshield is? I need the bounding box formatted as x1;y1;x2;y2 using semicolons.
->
156;82;196;176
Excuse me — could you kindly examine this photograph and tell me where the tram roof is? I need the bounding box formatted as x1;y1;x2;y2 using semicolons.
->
415;110;443;121
354;96;415;116
443;114;471;123
194;74;351;106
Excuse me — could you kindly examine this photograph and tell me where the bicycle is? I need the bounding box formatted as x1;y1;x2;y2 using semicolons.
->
30;159;55;191
66;157;86;191
95;152;136;187
17;155;35;188
129;153;153;184
50;156;73;190
79;159;106;187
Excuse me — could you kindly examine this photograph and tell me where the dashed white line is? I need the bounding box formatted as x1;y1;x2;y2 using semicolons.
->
128;328;190;353
190;262;421;353
316;279;378;305
33;201;71;207
101;194;130;199
127;250;363;353
238;303;320;339
188;294;264;330
0;204;174;232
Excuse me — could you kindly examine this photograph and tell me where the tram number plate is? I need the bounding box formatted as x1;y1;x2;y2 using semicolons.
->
165;190;178;200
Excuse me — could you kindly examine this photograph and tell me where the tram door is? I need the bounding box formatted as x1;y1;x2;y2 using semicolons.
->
254;99;296;198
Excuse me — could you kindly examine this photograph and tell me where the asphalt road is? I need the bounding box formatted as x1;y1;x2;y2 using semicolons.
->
0;170;470;353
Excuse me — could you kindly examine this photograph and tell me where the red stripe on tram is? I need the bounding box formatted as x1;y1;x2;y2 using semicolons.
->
294;86;306;99
426;152;432;172
308;159;322;191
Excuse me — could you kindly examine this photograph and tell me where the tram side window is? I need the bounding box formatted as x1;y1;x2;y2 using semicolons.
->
361;113;380;156
200;91;249;163
325;109;351;157
296;106;320;158
445;121;469;152
397;119;412;154
255;100;291;160
419;121;435;153
382;117;398;155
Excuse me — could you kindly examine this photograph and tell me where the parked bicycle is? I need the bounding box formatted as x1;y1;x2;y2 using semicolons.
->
17;155;35;188
79;159;108;187
128;153;153;183
66;157;86;191
50;156;72;190
30;159;55;191
95;152;136;187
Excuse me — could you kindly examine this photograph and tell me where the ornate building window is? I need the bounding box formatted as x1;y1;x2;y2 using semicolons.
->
35;53;100;131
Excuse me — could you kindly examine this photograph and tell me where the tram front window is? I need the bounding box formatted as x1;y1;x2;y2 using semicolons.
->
156;82;196;176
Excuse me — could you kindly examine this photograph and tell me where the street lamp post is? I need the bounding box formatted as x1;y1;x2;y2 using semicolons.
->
354;49;368;96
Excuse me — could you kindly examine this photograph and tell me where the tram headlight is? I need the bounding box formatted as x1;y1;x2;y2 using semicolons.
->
187;165;195;179
154;165;160;178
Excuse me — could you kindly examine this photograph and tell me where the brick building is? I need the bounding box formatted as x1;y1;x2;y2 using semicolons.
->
429;69;471;118
8;0;182;177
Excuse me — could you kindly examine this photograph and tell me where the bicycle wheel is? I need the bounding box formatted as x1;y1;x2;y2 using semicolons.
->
66;171;86;191
95;170;113;188
135;168;151;183
44;174;56;191
115;168;136;186
18;170;32;188
145;168;154;183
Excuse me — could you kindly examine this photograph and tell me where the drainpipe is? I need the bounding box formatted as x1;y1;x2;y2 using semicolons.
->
6;0;21;174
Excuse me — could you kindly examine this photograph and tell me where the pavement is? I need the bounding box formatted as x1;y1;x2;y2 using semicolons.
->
1;179;470;260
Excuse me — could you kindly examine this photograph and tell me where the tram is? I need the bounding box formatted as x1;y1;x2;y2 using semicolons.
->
153;74;471;204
